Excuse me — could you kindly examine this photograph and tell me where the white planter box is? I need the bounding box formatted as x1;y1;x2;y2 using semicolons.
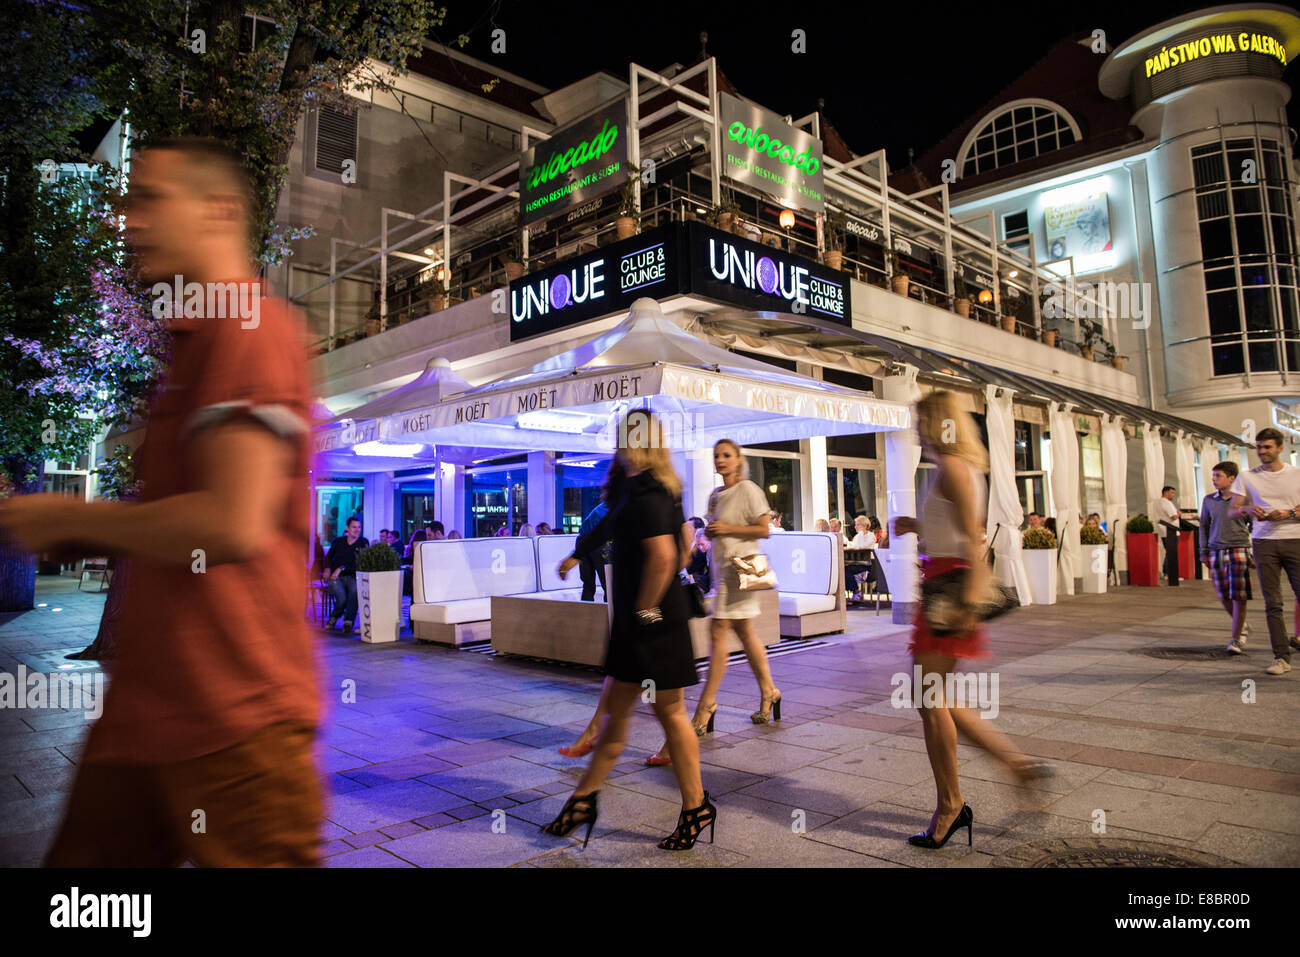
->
1081;544;1108;594
1023;549;1057;605
358;571;402;643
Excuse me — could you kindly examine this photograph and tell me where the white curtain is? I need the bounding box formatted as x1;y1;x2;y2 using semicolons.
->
1200;438;1220;506
984;385;1031;603
1049;402;1081;595
1143;422;1165;518
1101;413;1128;574
1175;431;1196;511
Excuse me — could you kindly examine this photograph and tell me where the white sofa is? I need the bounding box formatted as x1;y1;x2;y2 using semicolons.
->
410;537;538;645
759;532;846;637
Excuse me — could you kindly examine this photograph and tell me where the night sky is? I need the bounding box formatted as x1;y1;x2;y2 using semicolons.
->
435;0;1297;167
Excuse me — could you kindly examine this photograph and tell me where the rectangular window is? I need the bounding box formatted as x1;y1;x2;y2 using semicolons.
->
313;106;358;178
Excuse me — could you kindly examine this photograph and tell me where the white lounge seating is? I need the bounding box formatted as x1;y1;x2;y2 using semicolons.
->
410;537;538;645
759;532;846;637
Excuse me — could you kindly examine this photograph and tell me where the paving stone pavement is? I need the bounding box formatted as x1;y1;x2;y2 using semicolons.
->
1;575;1297;867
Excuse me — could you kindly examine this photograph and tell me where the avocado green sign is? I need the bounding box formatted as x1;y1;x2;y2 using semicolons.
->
719;92;824;213
519;102;629;226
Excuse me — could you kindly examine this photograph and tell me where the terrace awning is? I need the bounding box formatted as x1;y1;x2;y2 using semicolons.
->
315;298;912;470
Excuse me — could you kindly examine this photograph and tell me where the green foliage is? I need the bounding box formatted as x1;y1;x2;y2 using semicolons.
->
356;543;400;572
618;173;640;219
93;444;141;501
96;0;446;265
1080;524;1108;545
1022;527;1058;549
824;208;847;253
1126;514;1155;534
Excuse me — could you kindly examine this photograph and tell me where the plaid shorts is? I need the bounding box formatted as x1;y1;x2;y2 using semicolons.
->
1205;547;1253;602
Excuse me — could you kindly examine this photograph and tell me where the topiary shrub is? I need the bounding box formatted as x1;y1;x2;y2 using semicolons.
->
1126;514;1155;534
1022;527;1058;549
1080;525;1108;545
356;543;400;572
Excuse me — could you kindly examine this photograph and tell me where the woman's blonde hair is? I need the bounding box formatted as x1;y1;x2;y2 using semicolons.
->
712;438;750;480
915;389;989;472
618;410;682;498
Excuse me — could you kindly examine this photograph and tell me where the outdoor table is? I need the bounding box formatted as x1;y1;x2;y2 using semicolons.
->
844;547;875;604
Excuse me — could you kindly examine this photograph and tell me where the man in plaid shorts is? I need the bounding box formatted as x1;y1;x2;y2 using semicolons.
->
1200;460;1253;654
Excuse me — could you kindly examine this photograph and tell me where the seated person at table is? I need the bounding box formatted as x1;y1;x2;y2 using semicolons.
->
814;518;830;532
687;528;711;596
325;518;368;633
850;515;877;548
536;522;553;535
869;516;889;549
447;530;462;539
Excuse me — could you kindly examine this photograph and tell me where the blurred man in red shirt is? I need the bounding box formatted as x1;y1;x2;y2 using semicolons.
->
1;138;323;866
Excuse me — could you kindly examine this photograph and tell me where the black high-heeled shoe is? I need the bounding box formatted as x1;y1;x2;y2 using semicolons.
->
908;804;972;848
540;791;599;849
658;792;716;851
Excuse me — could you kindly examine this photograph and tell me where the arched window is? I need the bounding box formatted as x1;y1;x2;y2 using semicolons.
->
958;100;1081;178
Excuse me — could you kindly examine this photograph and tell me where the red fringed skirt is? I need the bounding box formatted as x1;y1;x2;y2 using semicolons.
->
907;556;992;660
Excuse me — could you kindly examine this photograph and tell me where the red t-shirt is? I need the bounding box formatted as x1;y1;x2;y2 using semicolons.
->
84;288;323;764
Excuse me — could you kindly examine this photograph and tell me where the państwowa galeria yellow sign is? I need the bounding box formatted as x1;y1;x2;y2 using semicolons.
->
1145;32;1286;78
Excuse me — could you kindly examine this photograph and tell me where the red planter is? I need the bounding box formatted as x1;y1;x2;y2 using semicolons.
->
1127;532;1159;586
1178;531;1195;580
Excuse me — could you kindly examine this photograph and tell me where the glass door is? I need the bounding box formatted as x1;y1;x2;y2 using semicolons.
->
465;467;528;537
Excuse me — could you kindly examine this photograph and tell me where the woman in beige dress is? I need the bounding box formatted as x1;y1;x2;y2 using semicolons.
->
647;439;778;764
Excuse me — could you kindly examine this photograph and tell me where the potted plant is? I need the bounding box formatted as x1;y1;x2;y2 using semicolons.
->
1080;523;1109;594
953;270;971;317
887;249;910;296
709;193;743;234
616;173;639;240
1080;321;1100;360
823;208;847;271
1103;339;1125;370
1021;526;1059;604
1042;328;1058;347
356;543;402;643
1125;513;1158;586
504;211;525;281
1001;312;1017;334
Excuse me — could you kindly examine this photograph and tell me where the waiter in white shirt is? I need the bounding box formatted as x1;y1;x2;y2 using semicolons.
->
1154;486;1180;583
1229;428;1300;675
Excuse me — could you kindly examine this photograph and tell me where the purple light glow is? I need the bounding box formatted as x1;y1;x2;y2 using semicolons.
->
756;256;778;295
550;273;571;310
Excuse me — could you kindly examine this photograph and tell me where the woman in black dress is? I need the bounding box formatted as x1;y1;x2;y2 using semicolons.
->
542;411;716;851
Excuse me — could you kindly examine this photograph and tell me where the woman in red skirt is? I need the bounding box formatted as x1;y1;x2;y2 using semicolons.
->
892;390;1049;850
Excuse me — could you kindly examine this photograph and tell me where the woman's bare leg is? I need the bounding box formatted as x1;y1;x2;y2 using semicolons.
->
735;617;776;698
562;675;612;753
914;653;963;836
651;621;728;761
652;687;704;808
571;681;642;797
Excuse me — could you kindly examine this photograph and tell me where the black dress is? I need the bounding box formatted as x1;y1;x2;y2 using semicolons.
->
587;471;697;690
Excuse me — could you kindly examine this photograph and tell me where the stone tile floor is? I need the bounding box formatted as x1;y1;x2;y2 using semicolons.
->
1;575;1297;867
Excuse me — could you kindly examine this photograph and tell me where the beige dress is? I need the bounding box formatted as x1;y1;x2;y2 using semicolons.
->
707;479;771;620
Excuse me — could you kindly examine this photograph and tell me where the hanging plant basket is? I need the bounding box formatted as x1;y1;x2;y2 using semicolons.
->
616;216;637;240
1110;355;1125;370
504;262;525;281
1080;345;1095;361
1000;315;1016;333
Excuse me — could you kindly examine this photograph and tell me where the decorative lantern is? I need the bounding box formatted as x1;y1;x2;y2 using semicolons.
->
779;208;795;229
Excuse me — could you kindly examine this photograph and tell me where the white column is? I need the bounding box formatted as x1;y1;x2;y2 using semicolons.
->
527;451;557;528
1200;438;1220;507
1048;402;1080;595
984;385;1031;602
882;367;921;625
805;436;829;528
363;472;395;544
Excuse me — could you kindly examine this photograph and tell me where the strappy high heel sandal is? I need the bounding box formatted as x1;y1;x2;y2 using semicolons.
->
557;733;597;758
750;689;781;724
693;703;718;737
540;791;599;849
658;791;717;851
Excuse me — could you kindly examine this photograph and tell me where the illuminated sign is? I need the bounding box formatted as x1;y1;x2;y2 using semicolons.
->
686;222;849;324
507;222;850;340
519;102;629;226
719;92;825;213
1044;190;1112;264
1144;31;1287;78
509;226;681;340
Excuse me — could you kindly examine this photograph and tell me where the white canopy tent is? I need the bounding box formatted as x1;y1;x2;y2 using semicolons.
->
316;298;912;466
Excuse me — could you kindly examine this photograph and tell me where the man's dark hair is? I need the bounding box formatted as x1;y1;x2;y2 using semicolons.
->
1162;486;1175;495
1256;427;1284;446
1028;511;1041;518
689;516;705;529
430;521;445;535
346;517;360;527
380;528;389;536
1213;461;1239;479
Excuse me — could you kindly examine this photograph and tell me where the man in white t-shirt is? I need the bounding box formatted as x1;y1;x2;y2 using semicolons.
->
1229;428;1300;675
1153;486;1181;582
